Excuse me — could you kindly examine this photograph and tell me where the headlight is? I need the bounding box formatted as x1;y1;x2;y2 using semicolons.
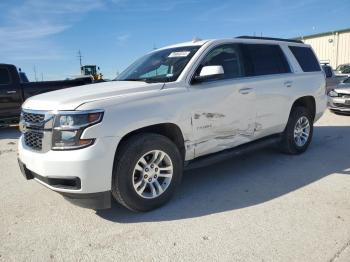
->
328;90;339;97
52;110;103;150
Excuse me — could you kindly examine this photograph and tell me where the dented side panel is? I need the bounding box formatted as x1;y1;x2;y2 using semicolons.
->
188;79;257;158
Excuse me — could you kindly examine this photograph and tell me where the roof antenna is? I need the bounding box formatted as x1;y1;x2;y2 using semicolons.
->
192;37;202;43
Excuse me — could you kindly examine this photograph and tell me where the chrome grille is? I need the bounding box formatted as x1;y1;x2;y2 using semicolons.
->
340;94;350;99
21;110;54;152
23;112;45;124
24;131;44;151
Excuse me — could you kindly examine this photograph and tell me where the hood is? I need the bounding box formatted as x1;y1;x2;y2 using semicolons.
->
335;83;350;94
336;82;350;89
23;81;164;111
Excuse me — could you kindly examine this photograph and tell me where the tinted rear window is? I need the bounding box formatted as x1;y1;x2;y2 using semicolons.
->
289;46;321;72
0;68;11;85
240;44;291;76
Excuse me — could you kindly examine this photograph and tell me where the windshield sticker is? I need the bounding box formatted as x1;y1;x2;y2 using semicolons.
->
168;51;191;58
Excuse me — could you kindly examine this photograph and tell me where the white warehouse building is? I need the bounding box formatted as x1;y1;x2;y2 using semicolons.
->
296;28;350;69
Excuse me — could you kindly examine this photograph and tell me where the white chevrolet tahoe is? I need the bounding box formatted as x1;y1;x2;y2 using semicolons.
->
18;36;327;211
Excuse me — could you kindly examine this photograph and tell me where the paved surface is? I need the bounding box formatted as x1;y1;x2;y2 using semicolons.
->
0;110;350;262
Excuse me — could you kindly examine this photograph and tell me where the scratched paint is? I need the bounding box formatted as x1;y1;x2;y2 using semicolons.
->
192;122;263;157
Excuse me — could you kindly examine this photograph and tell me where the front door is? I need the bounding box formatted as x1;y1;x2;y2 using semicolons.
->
189;44;256;157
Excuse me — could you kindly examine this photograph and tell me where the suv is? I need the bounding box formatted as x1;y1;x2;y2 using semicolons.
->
18;37;326;211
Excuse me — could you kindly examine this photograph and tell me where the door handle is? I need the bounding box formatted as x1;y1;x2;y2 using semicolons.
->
284;81;293;88
6;90;17;94
239;88;253;95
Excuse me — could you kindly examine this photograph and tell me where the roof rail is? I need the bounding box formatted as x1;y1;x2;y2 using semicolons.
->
236;36;304;44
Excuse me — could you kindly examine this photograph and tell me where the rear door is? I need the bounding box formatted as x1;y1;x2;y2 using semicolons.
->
0;66;22;120
239;43;293;138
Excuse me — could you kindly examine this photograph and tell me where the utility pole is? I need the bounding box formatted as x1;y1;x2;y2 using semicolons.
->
77;50;83;67
33;65;38;82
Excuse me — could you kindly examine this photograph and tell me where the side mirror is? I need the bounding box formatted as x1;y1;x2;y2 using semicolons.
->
193;65;224;83
322;66;333;78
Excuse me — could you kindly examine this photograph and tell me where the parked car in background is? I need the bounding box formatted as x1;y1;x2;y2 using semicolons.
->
335;63;350;75
328;77;350;114
337;76;350;88
321;63;348;92
0;64;93;125
18;37;326;211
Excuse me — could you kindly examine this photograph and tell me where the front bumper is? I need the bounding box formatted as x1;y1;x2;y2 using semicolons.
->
18;135;118;209
328;97;350;113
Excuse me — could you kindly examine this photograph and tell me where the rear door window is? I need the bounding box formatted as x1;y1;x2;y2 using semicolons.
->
240;44;291;76
289;46;321;72
0;67;11;85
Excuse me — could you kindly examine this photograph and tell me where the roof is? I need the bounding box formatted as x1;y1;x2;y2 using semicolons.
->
237;36;303;44
294;28;350;40
158;39;209;50
157;36;307;52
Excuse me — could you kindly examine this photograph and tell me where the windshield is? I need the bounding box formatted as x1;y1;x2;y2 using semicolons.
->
336;64;350;73
116;46;200;83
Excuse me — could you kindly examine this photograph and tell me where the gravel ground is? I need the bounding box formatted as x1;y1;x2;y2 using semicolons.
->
0;110;350;262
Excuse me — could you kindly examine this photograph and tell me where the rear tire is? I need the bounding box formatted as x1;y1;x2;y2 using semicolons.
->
280;106;313;154
112;133;183;212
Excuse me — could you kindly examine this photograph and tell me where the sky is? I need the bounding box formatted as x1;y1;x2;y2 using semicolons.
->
0;0;349;81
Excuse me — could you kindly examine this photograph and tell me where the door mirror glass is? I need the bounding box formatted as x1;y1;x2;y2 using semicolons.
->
194;65;224;82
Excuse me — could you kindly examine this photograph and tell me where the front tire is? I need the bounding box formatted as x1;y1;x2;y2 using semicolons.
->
280;106;313;154
112;133;183;212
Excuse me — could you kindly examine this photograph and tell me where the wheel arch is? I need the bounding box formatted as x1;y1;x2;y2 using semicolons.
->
290;96;316;120
115;123;186;162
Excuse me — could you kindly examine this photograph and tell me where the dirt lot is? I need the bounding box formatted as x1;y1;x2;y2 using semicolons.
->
0;110;350;262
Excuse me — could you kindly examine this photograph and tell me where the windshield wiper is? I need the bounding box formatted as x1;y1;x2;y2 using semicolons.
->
144;77;172;83
116;77;172;83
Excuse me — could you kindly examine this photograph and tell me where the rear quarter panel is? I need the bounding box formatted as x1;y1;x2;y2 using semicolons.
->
288;71;326;122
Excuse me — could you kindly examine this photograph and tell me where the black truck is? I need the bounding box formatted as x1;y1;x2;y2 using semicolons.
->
0;64;92;125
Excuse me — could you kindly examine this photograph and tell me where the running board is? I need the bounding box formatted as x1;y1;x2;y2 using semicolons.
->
184;135;282;170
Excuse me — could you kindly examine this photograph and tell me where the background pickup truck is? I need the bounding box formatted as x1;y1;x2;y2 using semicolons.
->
0;64;92;124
